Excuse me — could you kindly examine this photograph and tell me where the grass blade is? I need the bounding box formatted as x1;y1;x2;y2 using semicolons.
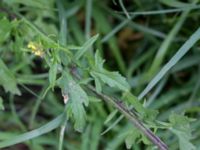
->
74;34;99;60
0;114;65;148
148;10;189;78
115;5;200;16
138;27;200;100
119;0;130;19
85;0;93;40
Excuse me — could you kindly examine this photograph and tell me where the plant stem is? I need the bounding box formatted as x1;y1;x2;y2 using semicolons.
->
87;85;168;150
70;67;168;150
58;120;67;150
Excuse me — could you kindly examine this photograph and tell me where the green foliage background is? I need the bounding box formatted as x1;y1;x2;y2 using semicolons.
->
0;0;200;150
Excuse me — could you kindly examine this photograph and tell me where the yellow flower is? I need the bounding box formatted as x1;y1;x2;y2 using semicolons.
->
27;42;44;57
27;42;37;50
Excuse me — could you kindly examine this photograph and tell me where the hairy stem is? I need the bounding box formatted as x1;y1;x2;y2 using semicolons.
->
88;85;168;150
70;67;168;150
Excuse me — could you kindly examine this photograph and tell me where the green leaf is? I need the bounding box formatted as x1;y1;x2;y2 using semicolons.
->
49;61;58;89
125;129;140;149
169;114;196;150
101;115;123;136
78;77;93;85
57;71;89;132
0;113;65;148
74;34;99;60
123;92;145;114
0;97;4;111
88;96;101;103
123;92;158;121
0;17;12;44
94;50;105;71
0;59;20;95
140;133;151;145
91;71;130;92
171;129;195;150
104;110;118;125
90;120;102;150
90;72;102;93
124;126;152;149
90;50;130;92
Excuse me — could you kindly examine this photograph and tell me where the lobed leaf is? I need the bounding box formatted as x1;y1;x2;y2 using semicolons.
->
57;71;89;132
49;61;58;89
169;114;196;150
125;129;141;149
0;59;20;95
91;50;130;92
91;71;130;92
